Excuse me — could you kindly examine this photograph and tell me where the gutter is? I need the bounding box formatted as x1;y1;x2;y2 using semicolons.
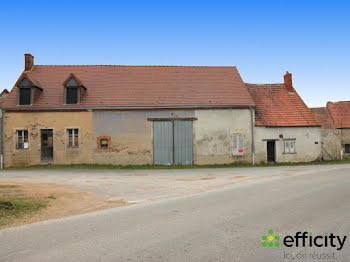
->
249;106;255;165
0;109;3;169
3;104;256;111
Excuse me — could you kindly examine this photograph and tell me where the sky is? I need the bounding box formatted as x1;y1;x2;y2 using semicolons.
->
0;0;349;107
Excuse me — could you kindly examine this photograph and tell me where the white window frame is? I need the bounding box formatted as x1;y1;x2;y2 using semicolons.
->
284;139;296;154
67;128;79;148
16;130;29;149
232;133;245;156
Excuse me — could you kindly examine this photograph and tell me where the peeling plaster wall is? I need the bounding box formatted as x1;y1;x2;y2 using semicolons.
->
3;111;95;167
254;126;322;163
92;110;194;165
194;109;253;165
320;129;342;160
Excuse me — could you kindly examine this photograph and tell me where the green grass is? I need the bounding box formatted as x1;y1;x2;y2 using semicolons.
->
0;185;48;228
4;160;350;170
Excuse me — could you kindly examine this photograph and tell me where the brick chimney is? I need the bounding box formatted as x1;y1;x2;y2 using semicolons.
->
284;71;294;92
24;54;34;71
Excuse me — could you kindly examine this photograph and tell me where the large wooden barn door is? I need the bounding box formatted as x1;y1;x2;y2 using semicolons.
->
153;120;193;165
174;120;193;165
153;121;173;165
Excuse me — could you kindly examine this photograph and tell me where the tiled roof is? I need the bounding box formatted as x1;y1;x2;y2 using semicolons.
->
246;83;321;127
310;107;335;129
327;101;350;129
3;65;255;109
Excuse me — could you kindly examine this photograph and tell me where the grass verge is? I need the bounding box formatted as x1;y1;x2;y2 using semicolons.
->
0;184;48;228
4;160;350;170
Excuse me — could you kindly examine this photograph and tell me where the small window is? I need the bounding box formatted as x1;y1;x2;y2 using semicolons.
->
67;129;79;147
16;130;28;149
100;139;109;148
284;139;296;154
19;88;31;105
232;133;244;155
345;144;350;154
66;87;78;104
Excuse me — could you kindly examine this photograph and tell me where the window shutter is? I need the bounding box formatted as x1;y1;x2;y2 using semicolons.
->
285;140;289;153
232;134;238;155
290;141;295;153
232;134;244;156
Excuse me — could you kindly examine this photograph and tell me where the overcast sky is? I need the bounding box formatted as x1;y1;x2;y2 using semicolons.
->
0;0;349;107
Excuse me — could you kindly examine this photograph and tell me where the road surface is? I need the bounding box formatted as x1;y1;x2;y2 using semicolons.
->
1;164;350;261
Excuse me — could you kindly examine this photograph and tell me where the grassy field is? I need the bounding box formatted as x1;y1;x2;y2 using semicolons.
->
4;160;350;170
0;184;49;228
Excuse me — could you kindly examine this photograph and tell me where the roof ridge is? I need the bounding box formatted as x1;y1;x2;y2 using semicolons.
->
36;64;237;68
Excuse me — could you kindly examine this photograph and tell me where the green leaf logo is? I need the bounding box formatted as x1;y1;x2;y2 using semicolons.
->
262;229;280;247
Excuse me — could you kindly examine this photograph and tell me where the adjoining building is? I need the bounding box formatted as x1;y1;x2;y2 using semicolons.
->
1;54;325;167
311;101;350;160
247;72;322;163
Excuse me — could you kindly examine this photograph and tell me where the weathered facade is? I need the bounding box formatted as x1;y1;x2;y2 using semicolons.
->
2;54;256;167
1;54;326;167
246;73;322;164
311;102;350;160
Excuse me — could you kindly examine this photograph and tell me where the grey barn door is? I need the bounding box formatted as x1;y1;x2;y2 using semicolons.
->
174;120;193;165
153;121;173;165
153;120;193;165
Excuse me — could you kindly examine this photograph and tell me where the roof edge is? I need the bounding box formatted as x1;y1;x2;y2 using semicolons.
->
3;104;256;111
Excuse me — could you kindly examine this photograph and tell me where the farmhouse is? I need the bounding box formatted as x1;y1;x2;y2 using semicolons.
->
1;54;323;167
246;72;322;163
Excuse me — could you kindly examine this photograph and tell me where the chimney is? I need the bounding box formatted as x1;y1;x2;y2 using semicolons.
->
284;71;294;92
24;54;34;71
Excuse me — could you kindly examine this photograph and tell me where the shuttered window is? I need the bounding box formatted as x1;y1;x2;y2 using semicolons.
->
232;133;245;156
284;139;296;154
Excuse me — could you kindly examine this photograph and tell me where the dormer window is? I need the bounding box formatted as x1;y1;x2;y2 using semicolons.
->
18;78;32;105
16;75;42;106
64;74;86;105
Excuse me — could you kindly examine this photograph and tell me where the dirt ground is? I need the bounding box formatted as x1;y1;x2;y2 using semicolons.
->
0;181;129;229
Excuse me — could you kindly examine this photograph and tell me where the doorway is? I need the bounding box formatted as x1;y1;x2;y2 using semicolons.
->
153;120;193;165
267;140;276;163
41;129;53;161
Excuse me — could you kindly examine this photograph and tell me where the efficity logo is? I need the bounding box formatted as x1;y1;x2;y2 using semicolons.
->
261;229;347;251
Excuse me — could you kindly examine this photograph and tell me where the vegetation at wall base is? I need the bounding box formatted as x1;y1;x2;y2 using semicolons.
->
4;160;350;170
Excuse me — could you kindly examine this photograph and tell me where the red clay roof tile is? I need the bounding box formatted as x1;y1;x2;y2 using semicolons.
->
327;101;350;129
3;65;255;109
246;83;320;127
310;107;335;129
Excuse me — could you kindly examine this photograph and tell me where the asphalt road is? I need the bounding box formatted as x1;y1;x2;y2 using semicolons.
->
1;164;350;262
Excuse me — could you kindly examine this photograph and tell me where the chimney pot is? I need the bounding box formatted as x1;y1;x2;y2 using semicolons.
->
24;54;34;71
284;71;294;92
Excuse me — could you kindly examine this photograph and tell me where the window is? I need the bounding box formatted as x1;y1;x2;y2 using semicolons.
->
345;144;350;154
100;139;108;148
66;87;78;104
19;88;31;105
284;139;296;154
97;136;111;149
16;130;28;149
67;129;79;147
65;77;80;104
232;133;245;156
